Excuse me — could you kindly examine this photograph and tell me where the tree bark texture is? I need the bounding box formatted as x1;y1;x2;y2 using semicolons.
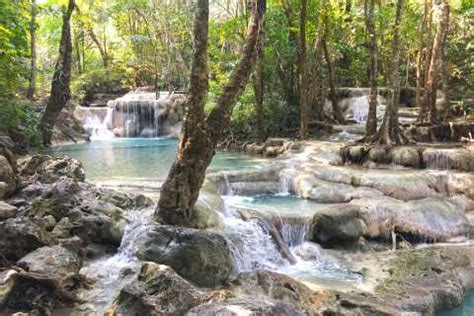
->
321;0;345;124
420;0;449;124
254;25;265;142
372;0;405;145
38;0;75;145
299;0;308;139
364;0;378;137
157;0;265;226
27;0;37;100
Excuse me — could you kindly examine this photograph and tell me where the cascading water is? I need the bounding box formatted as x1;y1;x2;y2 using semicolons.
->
75;90;185;139
324;89;387;125
76;106;115;140
77;207;154;314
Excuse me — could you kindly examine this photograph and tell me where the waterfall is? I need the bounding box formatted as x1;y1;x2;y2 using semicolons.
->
75;90;185;138
324;89;387;124
78;207;154;313
76;106;115;140
222;206;290;272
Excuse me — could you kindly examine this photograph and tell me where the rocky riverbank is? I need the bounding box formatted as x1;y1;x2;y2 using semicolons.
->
1;136;473;315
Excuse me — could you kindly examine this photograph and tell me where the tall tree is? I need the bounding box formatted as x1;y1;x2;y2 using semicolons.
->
157;0;266;226
415;0;431;108
364;0;378;137
299;0;308;139
38;0;75;145
321;0;345;124
26;0;37;100
371;0;405;144
254;24;265;142
419;0;450;124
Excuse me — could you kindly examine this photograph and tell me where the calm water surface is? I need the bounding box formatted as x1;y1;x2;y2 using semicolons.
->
47;138;265;182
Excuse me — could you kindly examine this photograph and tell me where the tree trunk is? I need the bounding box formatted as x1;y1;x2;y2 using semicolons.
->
87;28;108;67
254;25;265;142
157;0;265;226
38;0;75;146
421;0;449;124
321;0;345;124
372;0;405;145
299;0;308;139
364;0;378;137
27;0;37;100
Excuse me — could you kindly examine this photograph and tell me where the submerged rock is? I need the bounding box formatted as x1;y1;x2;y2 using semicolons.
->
135;224;235;287
109;262;203;315
187;296;307;316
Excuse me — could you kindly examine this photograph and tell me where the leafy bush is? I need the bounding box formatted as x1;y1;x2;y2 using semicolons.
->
0;97;42;148
71;66;134;103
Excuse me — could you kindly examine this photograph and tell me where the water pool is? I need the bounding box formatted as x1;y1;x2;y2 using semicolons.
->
437;291;474;316
47;138;265;182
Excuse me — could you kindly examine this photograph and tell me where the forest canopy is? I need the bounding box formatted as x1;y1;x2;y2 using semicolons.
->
0;0;472;145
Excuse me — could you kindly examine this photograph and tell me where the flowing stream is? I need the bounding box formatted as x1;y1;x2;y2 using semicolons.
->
49;138;361;313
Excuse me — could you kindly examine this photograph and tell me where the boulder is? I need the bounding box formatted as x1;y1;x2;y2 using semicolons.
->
447;173;474;199
188;180;224;229
0;155;16;198
109;263;203;315
0;201;17;220
232;270;318;311
17;246;82;290
135;224;235;287
390;146;421;168
0;217;50;261
295;177;383;203
352;196;470;241
312;205;366;243
355;171;440;201
19;154;85;184
368;146;390;164
30;176;81;220
0;266;79;313
264;146;284;157
187;297;306;316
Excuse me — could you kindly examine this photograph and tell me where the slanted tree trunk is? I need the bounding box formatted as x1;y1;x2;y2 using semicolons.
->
157;0;265;226
364;0;378;137
87;28;108;67
254;24;265;142
38;0;75;145
371;0;406;145
298;0;308;139
422;0;449;124
27;0;37;100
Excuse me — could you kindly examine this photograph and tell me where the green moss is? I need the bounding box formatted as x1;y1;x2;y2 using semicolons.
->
375;248;443;297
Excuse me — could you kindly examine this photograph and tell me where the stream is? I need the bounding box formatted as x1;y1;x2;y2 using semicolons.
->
48;138;362;313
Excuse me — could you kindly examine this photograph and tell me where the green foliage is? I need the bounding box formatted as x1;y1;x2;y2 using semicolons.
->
71;66;134;102
0;97;41;147
0;0;29;96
